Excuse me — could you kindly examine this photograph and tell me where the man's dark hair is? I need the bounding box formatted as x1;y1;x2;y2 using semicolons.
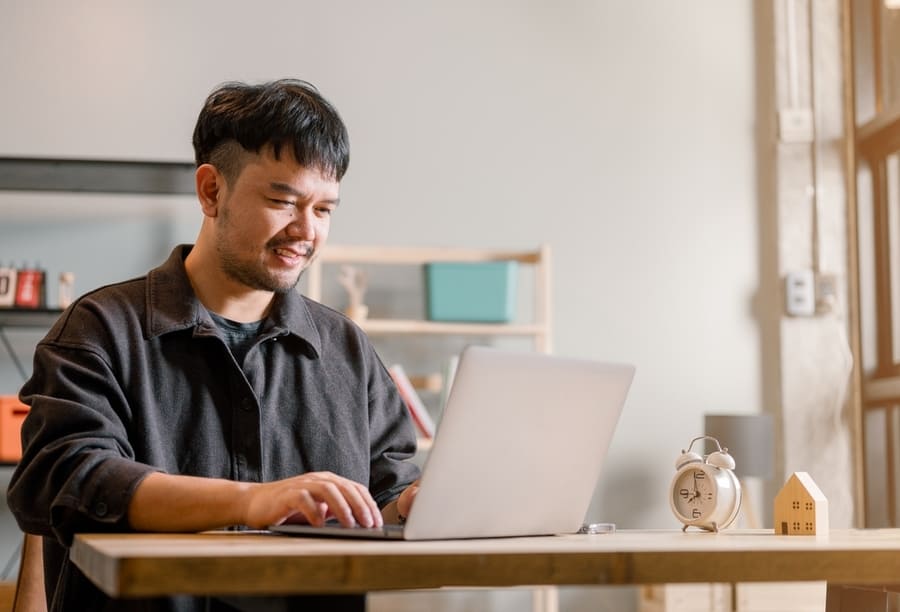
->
192;79;350;183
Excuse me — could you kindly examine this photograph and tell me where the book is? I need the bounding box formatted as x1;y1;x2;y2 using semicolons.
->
0;268;16;307
388;364;437;439
14;268;44;309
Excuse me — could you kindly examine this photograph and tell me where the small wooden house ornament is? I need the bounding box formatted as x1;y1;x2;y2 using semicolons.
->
773;471;828;535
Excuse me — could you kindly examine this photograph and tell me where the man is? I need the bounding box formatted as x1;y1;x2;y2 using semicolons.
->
7;79;421;612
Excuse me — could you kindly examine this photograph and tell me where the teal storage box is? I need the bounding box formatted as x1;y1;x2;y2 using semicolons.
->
426;261;517;322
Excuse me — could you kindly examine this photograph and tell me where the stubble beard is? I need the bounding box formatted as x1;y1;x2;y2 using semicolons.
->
217;239;314;294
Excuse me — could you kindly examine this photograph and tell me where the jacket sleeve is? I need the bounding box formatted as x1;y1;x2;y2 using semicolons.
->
365;347;421;508
6;336;158;546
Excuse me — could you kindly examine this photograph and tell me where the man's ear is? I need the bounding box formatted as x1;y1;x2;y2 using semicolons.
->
195;164;224;217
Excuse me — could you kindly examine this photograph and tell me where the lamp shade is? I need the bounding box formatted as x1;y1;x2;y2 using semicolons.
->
704;413;774;479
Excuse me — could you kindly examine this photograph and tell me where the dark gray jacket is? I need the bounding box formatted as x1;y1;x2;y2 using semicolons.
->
7;245;419;611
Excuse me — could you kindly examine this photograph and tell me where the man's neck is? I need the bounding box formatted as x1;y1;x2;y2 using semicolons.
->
184;246;273;323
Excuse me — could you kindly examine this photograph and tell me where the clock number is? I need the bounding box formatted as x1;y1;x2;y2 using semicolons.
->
679;488;690;499
692;508;702;519
695;471;705;479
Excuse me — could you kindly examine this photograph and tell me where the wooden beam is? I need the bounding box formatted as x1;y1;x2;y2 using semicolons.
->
872;160;894;375
858;110;900;160
842;0;867;527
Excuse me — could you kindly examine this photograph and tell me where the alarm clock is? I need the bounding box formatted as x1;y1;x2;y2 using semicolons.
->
669;435;742;532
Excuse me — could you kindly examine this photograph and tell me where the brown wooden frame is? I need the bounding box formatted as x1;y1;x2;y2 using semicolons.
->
845;0;900;527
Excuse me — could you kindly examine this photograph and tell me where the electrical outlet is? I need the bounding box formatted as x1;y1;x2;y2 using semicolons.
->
785;270;815;316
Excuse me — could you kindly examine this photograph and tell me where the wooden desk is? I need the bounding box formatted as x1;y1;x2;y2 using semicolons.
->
69;528;900;609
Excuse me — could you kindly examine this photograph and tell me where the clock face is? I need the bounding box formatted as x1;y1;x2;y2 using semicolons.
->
671;466;717;521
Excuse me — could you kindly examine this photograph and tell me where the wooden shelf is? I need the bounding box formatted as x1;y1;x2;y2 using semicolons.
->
0;308;63;328
358;319;547;336
318;244;544;265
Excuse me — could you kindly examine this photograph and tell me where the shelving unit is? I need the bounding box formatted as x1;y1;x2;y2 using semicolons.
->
306;244;553;353
0;155;193;393
0;155;193;387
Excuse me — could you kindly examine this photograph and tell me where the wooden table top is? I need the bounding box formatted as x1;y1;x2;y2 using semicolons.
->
71;528;900;598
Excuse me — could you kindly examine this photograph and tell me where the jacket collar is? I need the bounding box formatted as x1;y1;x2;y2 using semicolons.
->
145;245;322;356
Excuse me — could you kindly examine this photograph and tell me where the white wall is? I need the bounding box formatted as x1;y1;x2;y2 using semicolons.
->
0;1;764;608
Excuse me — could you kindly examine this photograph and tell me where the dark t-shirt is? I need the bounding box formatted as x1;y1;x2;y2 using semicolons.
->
208;311;264;365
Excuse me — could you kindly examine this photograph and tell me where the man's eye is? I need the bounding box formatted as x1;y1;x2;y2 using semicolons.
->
269;198;295;206
316;207;334;216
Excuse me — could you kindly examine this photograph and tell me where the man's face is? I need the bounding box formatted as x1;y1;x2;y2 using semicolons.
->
213;149;340;293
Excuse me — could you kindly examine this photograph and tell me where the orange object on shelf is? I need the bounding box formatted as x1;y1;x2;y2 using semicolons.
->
0;395;29;462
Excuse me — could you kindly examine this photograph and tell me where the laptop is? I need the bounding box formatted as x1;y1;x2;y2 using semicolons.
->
269;345;634;540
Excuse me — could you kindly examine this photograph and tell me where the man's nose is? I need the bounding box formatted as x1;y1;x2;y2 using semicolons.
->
286;210;316;241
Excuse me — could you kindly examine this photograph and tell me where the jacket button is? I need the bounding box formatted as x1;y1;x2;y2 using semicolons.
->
95;502;108;517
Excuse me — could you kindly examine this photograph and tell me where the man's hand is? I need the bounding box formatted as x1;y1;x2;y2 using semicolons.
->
396;480;419;520
379;480;420;525
244;471;382;529
129;471;381;533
